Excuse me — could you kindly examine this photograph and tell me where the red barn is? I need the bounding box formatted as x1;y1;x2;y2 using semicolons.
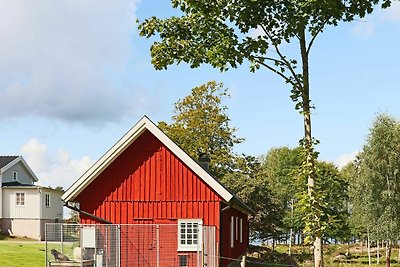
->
62;116;253;267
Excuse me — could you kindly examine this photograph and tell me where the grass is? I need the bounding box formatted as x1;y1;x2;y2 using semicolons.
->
0;242;45;267
0;232;398;267
248;244;400;267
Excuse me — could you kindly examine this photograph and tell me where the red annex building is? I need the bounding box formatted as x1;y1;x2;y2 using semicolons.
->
62;116;253;267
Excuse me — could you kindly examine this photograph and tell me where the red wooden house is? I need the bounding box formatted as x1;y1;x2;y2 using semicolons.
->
62;116;253;267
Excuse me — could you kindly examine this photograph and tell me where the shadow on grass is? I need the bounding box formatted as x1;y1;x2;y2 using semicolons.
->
248;245;305;267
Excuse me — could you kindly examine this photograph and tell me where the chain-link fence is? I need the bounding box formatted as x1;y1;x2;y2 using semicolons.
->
45;223;216;267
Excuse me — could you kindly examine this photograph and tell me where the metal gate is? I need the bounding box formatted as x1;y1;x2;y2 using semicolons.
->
45;224;216;267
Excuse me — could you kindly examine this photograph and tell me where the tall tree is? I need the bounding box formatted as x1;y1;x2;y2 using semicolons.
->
221;155;283;244
260;147;303;246
159;81;243;179
349;114;400;267
138;1;394;266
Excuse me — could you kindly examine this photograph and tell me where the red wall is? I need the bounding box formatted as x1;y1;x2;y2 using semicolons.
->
75;129;221;232
74;129;250;266
220;203;249;266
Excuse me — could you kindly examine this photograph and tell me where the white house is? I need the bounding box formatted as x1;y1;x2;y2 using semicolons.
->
0;156;63;240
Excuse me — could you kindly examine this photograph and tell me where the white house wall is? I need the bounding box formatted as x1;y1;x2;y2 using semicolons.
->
2;162;34;184
41;188;63;220
0;175;2;218
2;188;40;219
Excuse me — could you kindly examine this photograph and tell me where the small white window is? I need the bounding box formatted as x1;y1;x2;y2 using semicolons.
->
45;193;51;207
16;193;25;206
236;217;238;240
13;171;18;181
240;219;243;243
178;219;202;251
230;216;234;248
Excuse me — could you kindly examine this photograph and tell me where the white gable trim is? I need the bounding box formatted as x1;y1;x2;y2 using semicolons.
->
1;156;38;182
62;116;234;203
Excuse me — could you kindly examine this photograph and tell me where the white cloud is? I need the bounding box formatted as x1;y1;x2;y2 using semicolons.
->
21;138;95;189
0;0;142;124
385;1;400;21
335;150;359;169
249;26;266;38
351;19;375;37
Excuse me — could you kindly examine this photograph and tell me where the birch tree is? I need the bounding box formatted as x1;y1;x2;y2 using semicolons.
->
349;114;400;267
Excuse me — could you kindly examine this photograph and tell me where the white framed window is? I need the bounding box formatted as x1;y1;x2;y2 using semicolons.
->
230;216;234;248
16;192;25;206
178;219;202;251
13;171;18;181
240;218;243;243
45;193;51;207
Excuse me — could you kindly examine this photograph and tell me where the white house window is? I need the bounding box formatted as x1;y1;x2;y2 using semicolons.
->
240;218;243;243
45;193;51;207
13;171;18;181
230;216;234;248
16;193;25;206
178;219;202;251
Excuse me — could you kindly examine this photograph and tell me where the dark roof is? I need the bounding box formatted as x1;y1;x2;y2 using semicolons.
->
0;156;18;169
2;181;34;187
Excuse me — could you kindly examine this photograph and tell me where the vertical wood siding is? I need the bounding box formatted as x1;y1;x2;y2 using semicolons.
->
220;203;250;266
76;129;221;235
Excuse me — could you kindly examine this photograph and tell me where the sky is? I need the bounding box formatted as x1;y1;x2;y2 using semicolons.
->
0;0;399;190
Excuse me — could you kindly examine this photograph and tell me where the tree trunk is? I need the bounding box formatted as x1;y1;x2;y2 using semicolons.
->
289;228;293;256
288;199;294;256
386;240;391;267
397;244;400;265
367;230;371;266
272;237;275;252
314;237;323;267
377;240;380;265
299;27;322;267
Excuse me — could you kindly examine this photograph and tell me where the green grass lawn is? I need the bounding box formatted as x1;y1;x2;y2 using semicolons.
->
0;242;45;267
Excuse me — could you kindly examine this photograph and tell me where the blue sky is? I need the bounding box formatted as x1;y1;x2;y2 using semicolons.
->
0;0;399;189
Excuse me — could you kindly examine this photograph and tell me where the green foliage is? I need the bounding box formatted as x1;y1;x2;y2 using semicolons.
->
259;146;349;244
348;114;400;242
138;0;392;111
159;81;243;179
221;156;283;241
260;147;303;235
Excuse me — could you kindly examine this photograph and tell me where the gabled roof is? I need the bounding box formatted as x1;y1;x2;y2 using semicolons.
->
0;156;18;169
0;156;38;182
2;181;34;187
1;181;63;192
62;116;253;214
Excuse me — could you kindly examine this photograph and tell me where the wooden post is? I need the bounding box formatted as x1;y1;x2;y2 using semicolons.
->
240;255;247;267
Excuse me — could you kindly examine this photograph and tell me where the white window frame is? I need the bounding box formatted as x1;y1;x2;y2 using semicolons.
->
235;217;238;240
178;219;202;251
230;216;234;248
45;193;51;208
13;171;18;181
240;218;243;243
16;192;25;206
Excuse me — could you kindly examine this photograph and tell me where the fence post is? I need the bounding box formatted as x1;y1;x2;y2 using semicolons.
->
45;224;48;267
156;224;160;267
60;223;64;255
240;255;247;267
